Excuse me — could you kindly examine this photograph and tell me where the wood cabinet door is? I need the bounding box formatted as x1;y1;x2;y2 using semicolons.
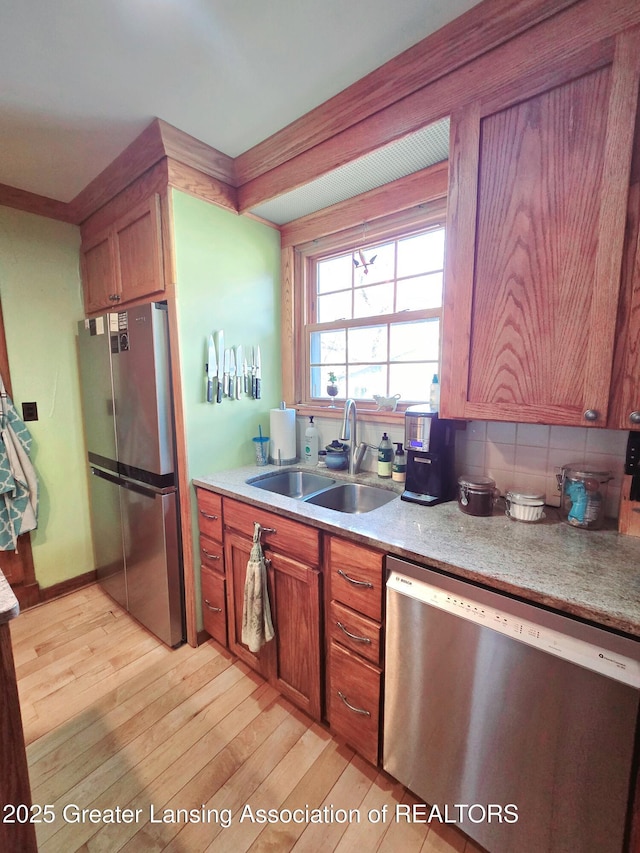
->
442;31;640;427
223;529;271;677
112;193;165;305
81;229;118;314
268;550;322;720
609;109;640;431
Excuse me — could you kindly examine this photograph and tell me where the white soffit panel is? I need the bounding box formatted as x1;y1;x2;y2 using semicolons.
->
249;117;450;225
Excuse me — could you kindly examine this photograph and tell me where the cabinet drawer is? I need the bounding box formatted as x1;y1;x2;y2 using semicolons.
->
328;641;381;766
329;601;382;666
201;568;227;646
196;489;223;542
199;534;224;575
328;537;384;621
223;497;320;566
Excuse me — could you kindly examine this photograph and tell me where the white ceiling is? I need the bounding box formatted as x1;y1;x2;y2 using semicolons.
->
0;0;481;206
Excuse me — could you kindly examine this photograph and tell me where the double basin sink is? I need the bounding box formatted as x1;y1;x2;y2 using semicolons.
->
246;469;397;514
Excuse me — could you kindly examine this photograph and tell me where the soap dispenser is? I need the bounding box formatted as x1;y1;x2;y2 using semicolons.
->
378;432;393;479
304;416;319;466
392;442;406;483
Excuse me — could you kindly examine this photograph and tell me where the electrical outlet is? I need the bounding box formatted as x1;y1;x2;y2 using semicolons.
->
22;402;38;421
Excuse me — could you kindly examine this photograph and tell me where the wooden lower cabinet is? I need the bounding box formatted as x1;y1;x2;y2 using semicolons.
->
328;640;381;766
200;567;227;646
223;499;322;720
326;535;385;765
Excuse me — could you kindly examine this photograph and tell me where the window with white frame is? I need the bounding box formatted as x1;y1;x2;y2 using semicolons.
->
304;224;445;406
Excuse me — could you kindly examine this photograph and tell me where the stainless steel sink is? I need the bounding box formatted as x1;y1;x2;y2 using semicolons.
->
304;482;397;513
247;470;336;498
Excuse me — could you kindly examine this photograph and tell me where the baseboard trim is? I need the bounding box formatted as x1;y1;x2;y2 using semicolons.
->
38;570;98;605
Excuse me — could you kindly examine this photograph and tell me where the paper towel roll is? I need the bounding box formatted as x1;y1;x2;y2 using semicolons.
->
269;405;297;464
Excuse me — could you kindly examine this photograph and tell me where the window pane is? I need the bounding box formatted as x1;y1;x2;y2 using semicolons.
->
390;362;439;401
353;242;395;285
310;366;346;399
396;272;443;311
397;229;445;277
389;319;439;361
310;329;346;364
318;290;352;322
348;325;387;363
353;282;394;318
317;255;352;294
347;364;387;399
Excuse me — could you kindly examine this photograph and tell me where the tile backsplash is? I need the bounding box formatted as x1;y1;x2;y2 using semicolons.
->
296;415;628;518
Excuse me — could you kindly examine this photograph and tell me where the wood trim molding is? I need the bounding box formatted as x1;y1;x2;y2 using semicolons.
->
157;119;236;186
280;161;448;249
237;0;640;212
70;120;166;225
166;158;238;213
38;570;97;604
0;183;75;223
71;118;237;225
234;0;579;187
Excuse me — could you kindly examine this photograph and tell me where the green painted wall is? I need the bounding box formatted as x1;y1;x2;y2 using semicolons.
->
0;206;94;587
172;191;282;479
171;191;281;626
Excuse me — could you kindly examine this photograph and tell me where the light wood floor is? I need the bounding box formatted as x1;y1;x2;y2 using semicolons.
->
11;584;483;853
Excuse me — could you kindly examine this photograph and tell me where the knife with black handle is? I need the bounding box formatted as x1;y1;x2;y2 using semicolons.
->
255;345;261;399
216;330;224;403
206;334;216;403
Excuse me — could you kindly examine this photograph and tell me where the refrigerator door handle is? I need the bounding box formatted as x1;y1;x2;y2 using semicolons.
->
90;467;173;499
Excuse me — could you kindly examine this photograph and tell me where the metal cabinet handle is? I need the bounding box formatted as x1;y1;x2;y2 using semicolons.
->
200;510;219;520
203;599;222;613
629;411;640;425
583;409;599;422
337;691;371;716
336;620;371;644
108;293;121;302
201;548;220;560
260;526;277;534
337;569;373;589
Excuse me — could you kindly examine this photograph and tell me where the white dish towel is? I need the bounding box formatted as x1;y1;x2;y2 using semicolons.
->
241;522;275;653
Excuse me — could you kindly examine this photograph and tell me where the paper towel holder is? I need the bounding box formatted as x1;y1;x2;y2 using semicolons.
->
269;401;298;466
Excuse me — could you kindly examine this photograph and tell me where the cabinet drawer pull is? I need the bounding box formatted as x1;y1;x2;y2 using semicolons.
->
583;409;599;422
630;411;640;425
336;620;371;644
203;599;222;613
201;548;220;560
199;510;219;520
108;293;121;302
337;691;371;716
260;526;277;534
337;569;373;589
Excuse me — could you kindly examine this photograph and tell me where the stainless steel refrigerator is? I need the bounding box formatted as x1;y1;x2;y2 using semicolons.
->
77;302;184;647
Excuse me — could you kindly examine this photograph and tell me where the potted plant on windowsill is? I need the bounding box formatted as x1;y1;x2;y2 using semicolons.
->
327;372;339;407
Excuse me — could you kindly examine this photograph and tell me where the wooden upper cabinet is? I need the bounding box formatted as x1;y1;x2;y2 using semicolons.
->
441;31;640;427
80;193;165;315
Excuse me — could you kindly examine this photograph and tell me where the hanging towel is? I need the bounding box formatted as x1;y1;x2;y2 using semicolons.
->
0;377;38;551
241;522;275;653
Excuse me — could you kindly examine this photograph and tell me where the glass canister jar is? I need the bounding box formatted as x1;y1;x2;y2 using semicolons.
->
505;491;546;523
559;464;612;529
457;475;498;517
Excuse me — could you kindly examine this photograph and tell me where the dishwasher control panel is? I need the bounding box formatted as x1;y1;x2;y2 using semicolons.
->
387;570;640;688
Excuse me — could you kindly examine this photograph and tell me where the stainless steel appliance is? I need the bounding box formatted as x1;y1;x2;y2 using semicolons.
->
77;303;184;647
400;406;456;505
383;556;640;853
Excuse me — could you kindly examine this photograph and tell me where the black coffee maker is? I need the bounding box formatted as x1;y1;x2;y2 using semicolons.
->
401;405;457;505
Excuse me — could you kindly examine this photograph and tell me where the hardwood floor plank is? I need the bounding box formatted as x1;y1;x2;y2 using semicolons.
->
13;586;472;853
29;642;219;787
291;754;379;852
248;735;355;852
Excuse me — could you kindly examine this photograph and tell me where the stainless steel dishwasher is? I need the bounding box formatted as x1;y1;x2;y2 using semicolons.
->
383;556;640;853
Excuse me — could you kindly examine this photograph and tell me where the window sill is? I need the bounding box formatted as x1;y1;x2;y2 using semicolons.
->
294;403;405;423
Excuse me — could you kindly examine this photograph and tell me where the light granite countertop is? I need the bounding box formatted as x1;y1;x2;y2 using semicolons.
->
0;570;20;625
194;464;640;638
